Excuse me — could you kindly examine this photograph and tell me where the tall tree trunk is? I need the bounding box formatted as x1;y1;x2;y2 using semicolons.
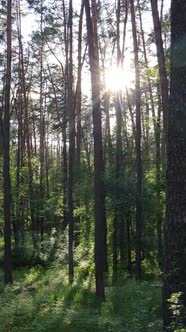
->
126;208;132;273
156;83;163;268
151;0;168;147
85;0;106;299
138;0;156;122
3;0;12;284
39;4;45;243
61;0;69;233
62;106;68;230
14;51;23;252
138;0;163;267
163;0;186;328
68;0;75;284
130;0;142;279
16;9;36;251
91;0;108;274
103;89;112;166
74;0;84;246
113;0;123;282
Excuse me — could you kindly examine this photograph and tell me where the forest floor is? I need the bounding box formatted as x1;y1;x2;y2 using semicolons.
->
0;262;162;332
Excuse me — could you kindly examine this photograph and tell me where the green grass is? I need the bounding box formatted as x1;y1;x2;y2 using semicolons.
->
0;264;162;332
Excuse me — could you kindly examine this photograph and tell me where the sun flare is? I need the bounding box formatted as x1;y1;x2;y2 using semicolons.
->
105;66;133;92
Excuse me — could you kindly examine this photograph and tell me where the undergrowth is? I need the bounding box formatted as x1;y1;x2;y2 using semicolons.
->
0;264;162;332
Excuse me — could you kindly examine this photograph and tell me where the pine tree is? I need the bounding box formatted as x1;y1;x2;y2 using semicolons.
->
3;0;12;284
163;0;186;328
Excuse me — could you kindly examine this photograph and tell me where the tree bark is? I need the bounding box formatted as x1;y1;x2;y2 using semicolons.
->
156;83;163;268
68;0;75;284
163;0;186;328
85;0;106;300
3;0;12;284
62;0;68;232
39;4;45;244
130;0;142;279
112;0;123;282
151;0;169;144
138;0;163;267
74;0;84;246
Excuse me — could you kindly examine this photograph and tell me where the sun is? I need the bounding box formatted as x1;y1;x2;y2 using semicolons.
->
105;65;133;92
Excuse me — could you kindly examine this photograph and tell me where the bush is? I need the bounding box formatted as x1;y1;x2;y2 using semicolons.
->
0;266;162;332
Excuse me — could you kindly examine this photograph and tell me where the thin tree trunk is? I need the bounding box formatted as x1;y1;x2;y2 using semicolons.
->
85;0;106;299
18;21;36;251
39;5;45;243
127;208;132;273
74;0;84;246
156;83;163;268
68;0;75;284
151;0;168;146
138;0;156;121
3;0;12;284
61;0;69;233
130;0;142;279
103;90;112;166
113;0;123;282
138;1;163;266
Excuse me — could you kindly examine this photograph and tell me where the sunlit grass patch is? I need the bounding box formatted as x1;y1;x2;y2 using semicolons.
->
0;264;162;332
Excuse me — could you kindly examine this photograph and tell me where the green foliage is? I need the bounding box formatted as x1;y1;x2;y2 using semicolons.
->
167;292;186;332
0;284;34;331
101;276;162;332
0;265;162;332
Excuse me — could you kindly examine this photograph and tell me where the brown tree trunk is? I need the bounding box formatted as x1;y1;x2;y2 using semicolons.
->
39;4;45;244
130;0;142;279
138;1;163;267
61;0;69;234
16;10;36;250
163;0;186;328
156;84;163;268
85;0;106;299
91;1;108;275
14;48;23;252
151;0;168;145
127;208;132;273
103;90;112;166
112;0;123;282
68;0;75;284
3;0;12;284
62;107;68;230
74;0;84;246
